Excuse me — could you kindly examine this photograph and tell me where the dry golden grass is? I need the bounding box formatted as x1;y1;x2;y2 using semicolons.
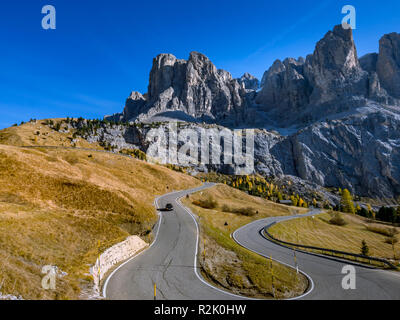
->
269;211;400;260
0;144;200;299
183;184;308;299
0;119;102;149
186;184;307;236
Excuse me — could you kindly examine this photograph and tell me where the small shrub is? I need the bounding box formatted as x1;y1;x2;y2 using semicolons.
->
239;207;257;216
192;196;217;209
329;212;347;226
221;204;257;216
120;149;147;161
385;237;398;245
366;225;398;237
64;154;79;165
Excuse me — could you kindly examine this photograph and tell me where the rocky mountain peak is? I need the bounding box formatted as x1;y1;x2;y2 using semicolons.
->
305;24;366;104
377;32;400;98
188;51;214;67
256;57;310;115
254;25;372;127
359;53;378;73
238;72;259;91
106;52;247;124
187;51;219;79
129;91;145;100
148;53;183;101
106;26;400;129
102;25;400;200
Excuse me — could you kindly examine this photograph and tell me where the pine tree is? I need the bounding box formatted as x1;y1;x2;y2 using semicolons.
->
361;240;369;256
340;189;355;214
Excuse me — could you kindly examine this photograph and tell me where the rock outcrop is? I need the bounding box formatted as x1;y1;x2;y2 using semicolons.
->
358;33;400;105
304;25;367;105
237;73;259;91
256;58;311;115
251;107;400;199
287;111;400;198
91;106;400;200
377;33;400;99
256;25;370;127
106;52;248;125
360;53;378;73
105;92;147;123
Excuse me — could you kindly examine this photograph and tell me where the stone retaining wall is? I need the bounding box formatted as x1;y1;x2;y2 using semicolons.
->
90;235;148;292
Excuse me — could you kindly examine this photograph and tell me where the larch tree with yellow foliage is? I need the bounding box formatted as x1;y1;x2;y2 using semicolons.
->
340;189;356;214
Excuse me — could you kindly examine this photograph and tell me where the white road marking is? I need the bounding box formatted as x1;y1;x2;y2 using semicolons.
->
231;222;315;300
102;190;181;298
176;195;256;300
103;184;315;300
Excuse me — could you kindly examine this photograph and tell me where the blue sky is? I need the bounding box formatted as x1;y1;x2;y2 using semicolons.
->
0;0;399;129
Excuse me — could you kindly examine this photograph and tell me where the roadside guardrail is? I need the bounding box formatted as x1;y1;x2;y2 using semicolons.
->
263;222;398;270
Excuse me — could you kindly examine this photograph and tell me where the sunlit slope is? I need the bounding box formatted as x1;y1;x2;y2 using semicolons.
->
0;119;100;149
269;211;400;260
0;144;200;299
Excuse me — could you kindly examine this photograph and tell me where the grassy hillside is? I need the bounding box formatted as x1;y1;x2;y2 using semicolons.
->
269;211;400;261
0;143;200;299
183;184;308;299
0;119;101;149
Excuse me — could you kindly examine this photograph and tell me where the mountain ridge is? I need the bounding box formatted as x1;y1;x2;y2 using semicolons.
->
101;25;400;200
106;25;400;129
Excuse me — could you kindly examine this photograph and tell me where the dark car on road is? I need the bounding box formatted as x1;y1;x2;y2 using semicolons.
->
165;203;174;211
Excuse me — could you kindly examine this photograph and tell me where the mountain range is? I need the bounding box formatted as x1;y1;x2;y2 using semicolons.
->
103;25;400;200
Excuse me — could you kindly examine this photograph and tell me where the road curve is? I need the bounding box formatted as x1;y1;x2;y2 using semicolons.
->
22;146;400;299
233;210;400;300
104;183;245;300
104;184;400;300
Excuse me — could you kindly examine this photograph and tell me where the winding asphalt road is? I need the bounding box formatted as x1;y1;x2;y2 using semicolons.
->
233;211;400;300
105;184;400;300
104;183;241;300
